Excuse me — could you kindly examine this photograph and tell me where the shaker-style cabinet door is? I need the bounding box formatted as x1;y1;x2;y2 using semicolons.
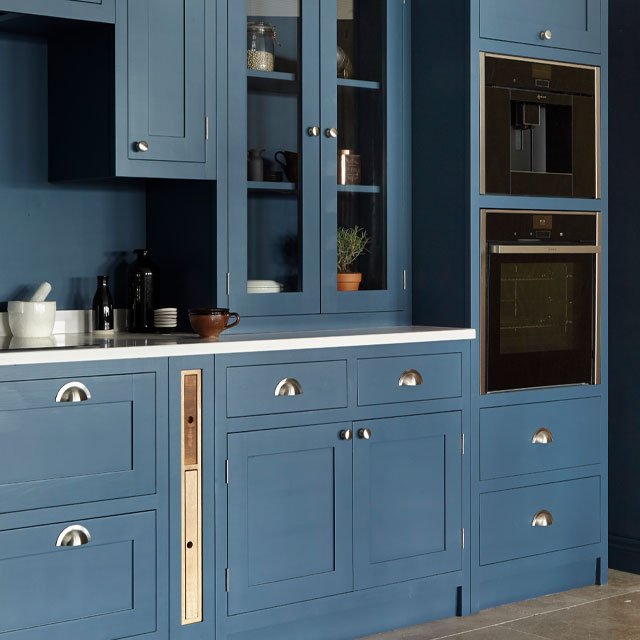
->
227;424;353;614
0;0;115;22
353;413;462;589
116;0;215;178
479;0;602;54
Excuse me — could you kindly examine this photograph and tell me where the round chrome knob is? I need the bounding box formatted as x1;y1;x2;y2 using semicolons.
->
135;140;149;152
540;29;552;41
358;428;371;440
325;127;338;138
307;126;321;137
340;430;352;441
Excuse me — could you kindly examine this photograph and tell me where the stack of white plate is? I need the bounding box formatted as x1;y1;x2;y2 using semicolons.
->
154;308;178;330
247;280;284;295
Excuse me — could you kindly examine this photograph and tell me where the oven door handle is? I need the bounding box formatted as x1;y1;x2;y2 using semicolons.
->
490;245;600;255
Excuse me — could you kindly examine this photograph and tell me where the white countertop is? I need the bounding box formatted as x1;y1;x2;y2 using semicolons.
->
0;326;476;366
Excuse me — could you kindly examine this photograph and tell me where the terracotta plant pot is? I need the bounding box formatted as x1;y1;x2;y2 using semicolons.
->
337;272;362;292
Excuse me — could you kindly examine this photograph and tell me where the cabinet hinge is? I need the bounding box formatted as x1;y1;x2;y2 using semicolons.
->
461;434;465;455
462;528;465;549
225;568;230;592
225;459;229;484
226;272;230;296
402;269;407;291
205;116;209;141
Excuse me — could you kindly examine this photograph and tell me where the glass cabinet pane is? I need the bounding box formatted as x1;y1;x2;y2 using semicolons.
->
337;1;387;294
247;2;302;295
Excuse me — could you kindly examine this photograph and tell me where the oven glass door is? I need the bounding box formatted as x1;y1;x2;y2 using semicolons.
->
486;249;596;393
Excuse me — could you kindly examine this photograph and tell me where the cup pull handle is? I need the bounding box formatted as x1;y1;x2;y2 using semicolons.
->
532;510;554;527
56;382;91;403
275;378;303;397
398;369;423;387
532;428;553;444
56;525;92;547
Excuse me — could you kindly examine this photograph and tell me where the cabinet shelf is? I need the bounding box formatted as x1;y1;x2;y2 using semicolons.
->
337;185;382;194
247;70;298;93
337;78;381;90
248;181;297;192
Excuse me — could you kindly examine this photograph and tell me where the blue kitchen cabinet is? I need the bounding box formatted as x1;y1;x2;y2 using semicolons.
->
226;423;353;614
49;0;217;180
0;0;115;22
479;0;602;53
221;0;409;326
353;412;463;589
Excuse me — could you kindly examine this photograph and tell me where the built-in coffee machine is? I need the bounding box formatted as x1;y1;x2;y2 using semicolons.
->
481;54;600;199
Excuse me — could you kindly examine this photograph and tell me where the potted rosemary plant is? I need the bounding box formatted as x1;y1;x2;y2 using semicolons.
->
337;225;370;291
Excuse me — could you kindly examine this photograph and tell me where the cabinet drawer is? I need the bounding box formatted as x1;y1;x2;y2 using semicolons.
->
0;373;156;513
0;511;156;639
480;398;601;480
226;360;347;417
480;477;601;565
479;0;601;53
357;353;462;406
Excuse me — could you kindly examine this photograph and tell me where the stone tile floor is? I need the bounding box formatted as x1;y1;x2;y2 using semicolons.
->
360;570;640;640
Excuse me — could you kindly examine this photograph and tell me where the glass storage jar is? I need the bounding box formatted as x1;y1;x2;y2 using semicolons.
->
247;22;279;72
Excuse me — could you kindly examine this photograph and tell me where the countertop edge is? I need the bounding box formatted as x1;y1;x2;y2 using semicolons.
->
0;328;477;366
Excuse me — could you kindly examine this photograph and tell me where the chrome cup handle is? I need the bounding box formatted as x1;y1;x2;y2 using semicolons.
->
398;369;423;387
275;378;303;397
532;428;554;444
56;525;92;547
532;510;554;527
56;382;91;403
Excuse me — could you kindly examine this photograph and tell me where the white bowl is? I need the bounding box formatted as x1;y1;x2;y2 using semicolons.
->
8;301;56;338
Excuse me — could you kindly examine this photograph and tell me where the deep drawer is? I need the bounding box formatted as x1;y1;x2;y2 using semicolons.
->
226;360;347;417
357;353;462;406
0;373;156;513
480;397;601;480
0;511;156;640
479;0;601;53
480;477;601;565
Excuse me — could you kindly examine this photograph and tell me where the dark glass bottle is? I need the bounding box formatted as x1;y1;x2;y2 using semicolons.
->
93;275;114;331
128;249;157;332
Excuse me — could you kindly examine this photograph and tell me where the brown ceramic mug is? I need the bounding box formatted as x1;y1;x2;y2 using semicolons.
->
189;308;240;339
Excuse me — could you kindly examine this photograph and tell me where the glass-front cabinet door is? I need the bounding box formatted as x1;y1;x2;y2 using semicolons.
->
228;0;321;316
321;0;406;313
227;0;407;319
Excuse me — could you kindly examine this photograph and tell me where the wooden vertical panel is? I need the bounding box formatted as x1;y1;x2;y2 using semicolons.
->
181;370;202;625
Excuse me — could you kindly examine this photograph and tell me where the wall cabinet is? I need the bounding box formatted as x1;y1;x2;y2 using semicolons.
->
226;0;409;320
49;0;216;181
479;0;602;53
0;0;115;23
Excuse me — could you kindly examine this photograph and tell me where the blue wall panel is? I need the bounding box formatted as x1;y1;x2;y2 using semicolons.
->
0;33;145;309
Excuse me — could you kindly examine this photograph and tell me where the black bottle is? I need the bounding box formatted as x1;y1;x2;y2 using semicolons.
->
93;275;114;331
128;249;157;332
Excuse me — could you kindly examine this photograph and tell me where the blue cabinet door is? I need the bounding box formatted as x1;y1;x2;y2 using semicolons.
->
117;0;214;177
353;413;462;589
320;0;408;314
227;424;353;614
479;0;602;53
0;0;115;22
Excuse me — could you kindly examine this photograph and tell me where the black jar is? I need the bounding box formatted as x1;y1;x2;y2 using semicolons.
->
93;275;114;331
128;249;157;332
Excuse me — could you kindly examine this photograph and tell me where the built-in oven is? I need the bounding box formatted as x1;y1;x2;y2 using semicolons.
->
480;53;600;199
481;210;601;394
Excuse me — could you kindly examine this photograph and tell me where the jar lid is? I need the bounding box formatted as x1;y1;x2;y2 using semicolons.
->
247;21;275;34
